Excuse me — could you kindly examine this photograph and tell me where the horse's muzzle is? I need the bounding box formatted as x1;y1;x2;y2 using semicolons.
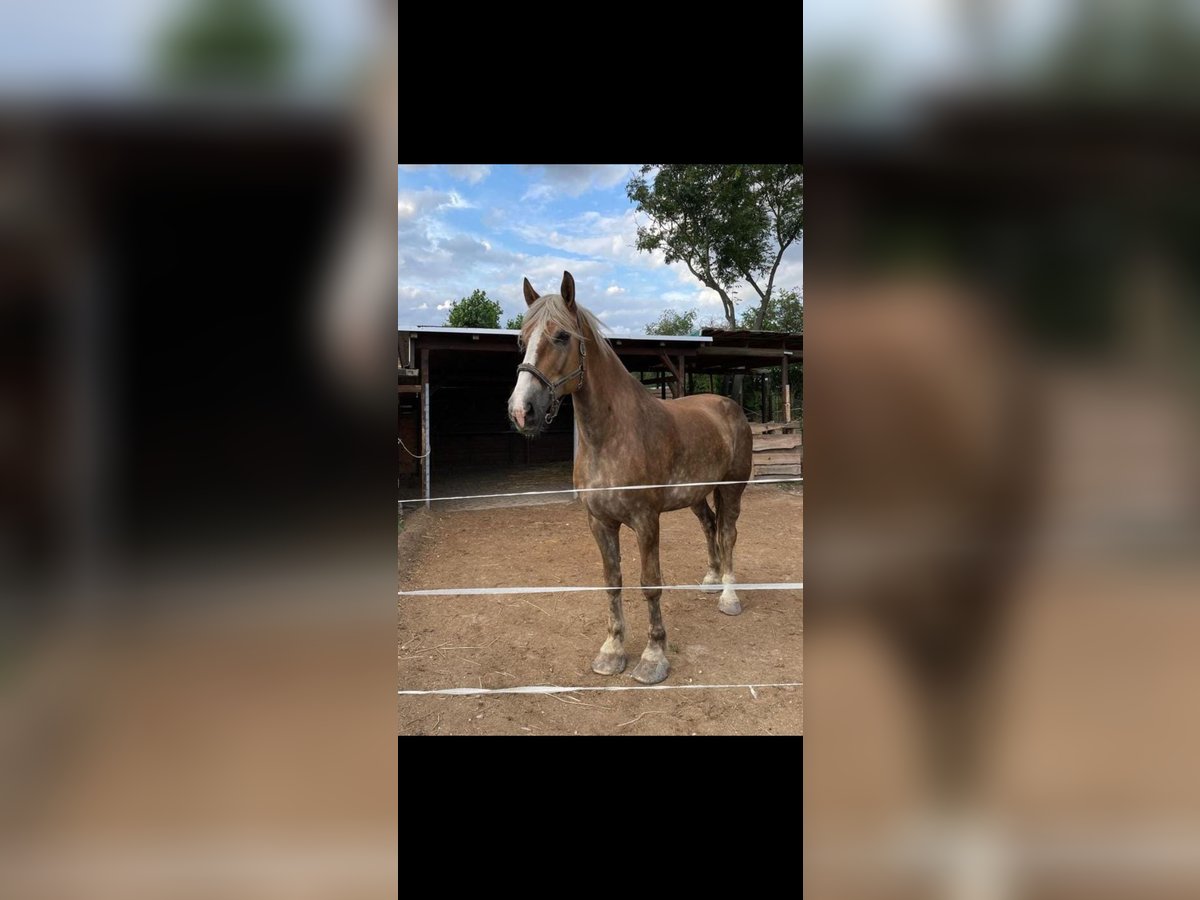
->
508;389;550;437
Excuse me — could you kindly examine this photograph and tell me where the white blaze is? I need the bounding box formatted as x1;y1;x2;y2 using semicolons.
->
509;339;541;428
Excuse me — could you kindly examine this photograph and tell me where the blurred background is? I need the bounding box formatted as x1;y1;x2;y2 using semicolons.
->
9;0;1200;894
0;1;397;896
806;1;1200;898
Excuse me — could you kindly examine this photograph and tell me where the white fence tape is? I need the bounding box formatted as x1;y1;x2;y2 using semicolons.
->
397;682;803;696
398;477;803;701
398;476;802;506
398;581;803;597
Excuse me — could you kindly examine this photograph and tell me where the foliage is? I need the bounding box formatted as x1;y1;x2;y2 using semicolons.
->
626;164;803;329
739;287;803;333
156;0;295;86
505;313;525;330
444;289;502;328
1038;0;1200;98
644;308;699;336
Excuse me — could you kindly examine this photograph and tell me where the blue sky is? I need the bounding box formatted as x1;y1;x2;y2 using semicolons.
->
397;165;805;335
805;0;1072;115
0;0;371;90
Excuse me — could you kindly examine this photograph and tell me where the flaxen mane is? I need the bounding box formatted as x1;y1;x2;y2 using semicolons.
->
518;294;619;364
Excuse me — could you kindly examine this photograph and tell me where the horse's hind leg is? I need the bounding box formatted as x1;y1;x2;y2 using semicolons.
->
630;514;670;684
714;483;746;615
691;498;721;592
588;513;626;676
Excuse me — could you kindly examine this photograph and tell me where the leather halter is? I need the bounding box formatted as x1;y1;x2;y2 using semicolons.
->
516;335;586;425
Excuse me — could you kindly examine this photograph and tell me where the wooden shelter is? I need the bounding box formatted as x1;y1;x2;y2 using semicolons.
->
398;324;803;505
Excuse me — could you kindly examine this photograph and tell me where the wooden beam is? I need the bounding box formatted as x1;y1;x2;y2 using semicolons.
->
410;336;706;357
753;463;803;476
410;339;519;353
659;353;684;398
750;451;804;466
753;434;803;451
397;384;422;394
697;346;797;358
658;353;681;382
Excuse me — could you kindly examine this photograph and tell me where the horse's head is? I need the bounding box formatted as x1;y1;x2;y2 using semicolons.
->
507;271;587;437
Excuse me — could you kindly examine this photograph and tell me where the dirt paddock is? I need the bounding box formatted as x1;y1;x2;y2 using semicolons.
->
398;484;803;735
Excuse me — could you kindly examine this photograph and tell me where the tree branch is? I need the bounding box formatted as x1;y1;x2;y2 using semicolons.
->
715;286;736;328
756;246;787;329
683;256;716;290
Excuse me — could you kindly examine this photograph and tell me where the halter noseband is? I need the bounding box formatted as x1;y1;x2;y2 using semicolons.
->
516;336;587;425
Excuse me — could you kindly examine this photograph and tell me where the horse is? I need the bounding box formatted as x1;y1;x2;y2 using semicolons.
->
507;271;753;684
805;277;1042;807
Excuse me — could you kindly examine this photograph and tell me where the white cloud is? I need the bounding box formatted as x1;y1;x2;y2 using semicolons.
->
520;183;554;203
397;188;472;222
660;290;698;306
415;303;429;310
436;300;454;311
605;284;625;295
444;164;491;184
521;164;634;198
509;208;665;270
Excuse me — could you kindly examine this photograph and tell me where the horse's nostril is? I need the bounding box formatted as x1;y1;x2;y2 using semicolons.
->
523;401;534;417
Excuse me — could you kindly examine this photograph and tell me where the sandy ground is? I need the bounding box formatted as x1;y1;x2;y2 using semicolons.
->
397;484;803;735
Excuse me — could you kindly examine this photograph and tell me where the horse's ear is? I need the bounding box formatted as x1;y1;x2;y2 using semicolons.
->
523;277;540;307
561;271;576;310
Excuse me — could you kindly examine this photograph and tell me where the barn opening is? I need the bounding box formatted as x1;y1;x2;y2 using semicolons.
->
399;325;802;507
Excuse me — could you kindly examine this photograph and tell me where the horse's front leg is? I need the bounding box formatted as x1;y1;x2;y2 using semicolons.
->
588;513;626;676
631;514;670;684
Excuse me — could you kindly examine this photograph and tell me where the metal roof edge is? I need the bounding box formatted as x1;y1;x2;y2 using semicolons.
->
398;326;712;343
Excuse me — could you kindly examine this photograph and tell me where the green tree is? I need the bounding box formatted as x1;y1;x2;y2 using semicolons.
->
644;308;699;336
738;286;802;425
156;0;296;86
1034;0;1200;99
626;165;803;330
739;287;803;332
444;289;502;328
505;313;525;330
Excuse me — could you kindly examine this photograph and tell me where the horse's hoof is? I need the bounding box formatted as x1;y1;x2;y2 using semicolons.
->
631;654;670;684
592;652;627;676
718;597;743;616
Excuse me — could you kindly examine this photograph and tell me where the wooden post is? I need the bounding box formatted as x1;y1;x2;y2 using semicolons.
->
420;348;431;509
781;354;791;422
765;370;772;423
572;413;579;501
658;353;684;398
678;355;686;396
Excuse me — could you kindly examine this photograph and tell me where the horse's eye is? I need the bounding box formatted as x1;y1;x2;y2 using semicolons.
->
554;330;570;344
